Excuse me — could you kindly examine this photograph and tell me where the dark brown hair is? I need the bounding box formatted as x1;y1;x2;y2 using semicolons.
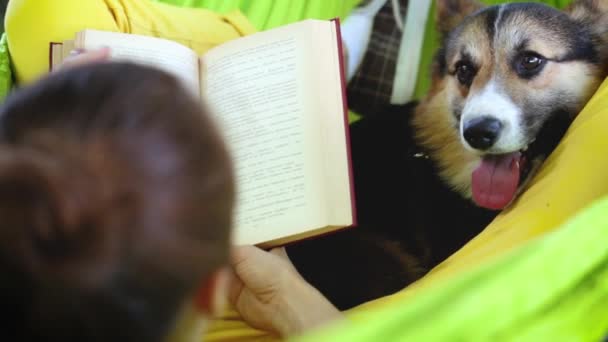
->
0;62;234;341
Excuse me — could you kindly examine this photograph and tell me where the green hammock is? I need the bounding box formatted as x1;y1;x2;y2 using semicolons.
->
294;195;608;341
0;1;605;340
0;34;12;100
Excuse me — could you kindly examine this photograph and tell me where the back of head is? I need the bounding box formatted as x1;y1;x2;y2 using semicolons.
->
0;62;234;341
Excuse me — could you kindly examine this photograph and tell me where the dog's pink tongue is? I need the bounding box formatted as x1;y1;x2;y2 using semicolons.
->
472;152;521;210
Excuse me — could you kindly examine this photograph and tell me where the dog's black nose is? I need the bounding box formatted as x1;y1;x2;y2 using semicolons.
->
463;117;502;150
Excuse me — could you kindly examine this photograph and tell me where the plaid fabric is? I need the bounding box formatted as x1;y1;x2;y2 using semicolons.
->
346;0;409;117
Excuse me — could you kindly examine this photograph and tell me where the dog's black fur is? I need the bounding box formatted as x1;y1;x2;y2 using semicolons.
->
286;0;608;311
286;104;498;310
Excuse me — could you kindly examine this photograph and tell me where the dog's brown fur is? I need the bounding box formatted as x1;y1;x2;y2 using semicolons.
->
289;0;608;311
413;0;608;198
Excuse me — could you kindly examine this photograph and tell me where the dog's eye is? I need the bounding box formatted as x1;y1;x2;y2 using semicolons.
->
515;52;546;78
522;55;542;69
455;61;476;87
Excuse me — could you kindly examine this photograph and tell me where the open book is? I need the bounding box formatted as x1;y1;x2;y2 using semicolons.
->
50;19;355;247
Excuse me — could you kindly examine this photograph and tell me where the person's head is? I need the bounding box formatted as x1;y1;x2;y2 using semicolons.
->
0;62;235;341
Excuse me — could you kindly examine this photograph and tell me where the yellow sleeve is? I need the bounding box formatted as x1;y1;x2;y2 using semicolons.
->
5;0;256;85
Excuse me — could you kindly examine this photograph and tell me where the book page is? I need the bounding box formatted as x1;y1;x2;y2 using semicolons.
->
50;43;63;71
313;21;354;227
49;40;75;71
201;21;332;246
76;30;200;98
62;40;75;61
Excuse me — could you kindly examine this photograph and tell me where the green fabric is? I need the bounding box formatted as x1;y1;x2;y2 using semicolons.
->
294;195;608;342
155;0;361;31
414;0;573;100
0;34;12;102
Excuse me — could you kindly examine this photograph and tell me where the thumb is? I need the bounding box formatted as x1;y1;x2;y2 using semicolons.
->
228;246;277;306
226;267;243;306
231;245;281;277
230;246;296;292
230;245;264;268
269;247;299;274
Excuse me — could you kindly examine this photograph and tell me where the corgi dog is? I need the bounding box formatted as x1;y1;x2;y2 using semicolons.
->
287;0;608;310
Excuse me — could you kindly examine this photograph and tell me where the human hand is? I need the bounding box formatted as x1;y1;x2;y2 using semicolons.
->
57;47;111;71
228;246;341;337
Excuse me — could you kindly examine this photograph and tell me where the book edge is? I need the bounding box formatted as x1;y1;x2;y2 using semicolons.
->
255;19;356;249
255;224;350;250
49;42;63;72
331;18;358;229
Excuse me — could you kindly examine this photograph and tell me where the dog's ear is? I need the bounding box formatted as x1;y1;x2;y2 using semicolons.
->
566;0;608;62
436;0;485;36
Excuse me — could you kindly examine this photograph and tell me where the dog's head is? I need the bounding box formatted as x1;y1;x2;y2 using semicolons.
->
414;0;608;210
